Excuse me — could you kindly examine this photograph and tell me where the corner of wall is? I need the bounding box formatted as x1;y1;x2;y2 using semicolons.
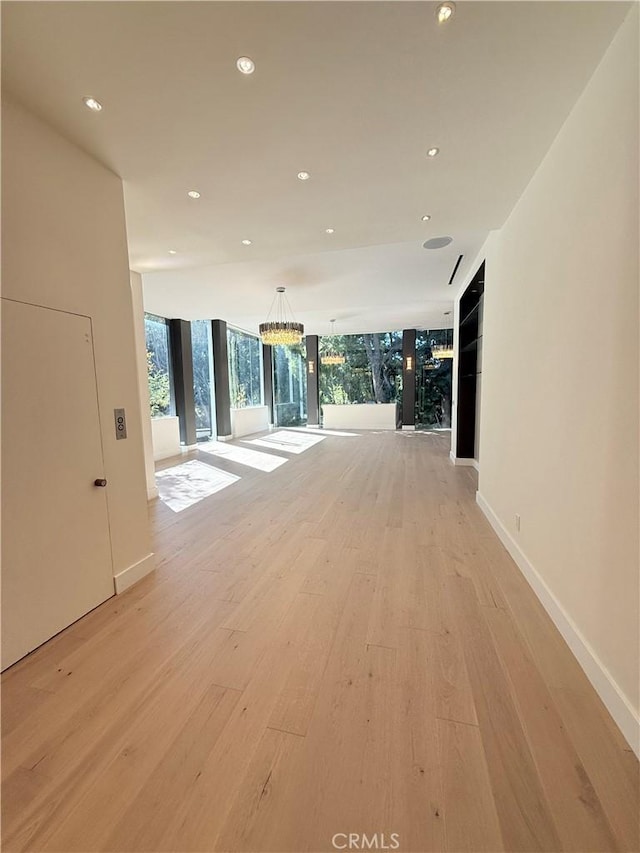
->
113;552;156;594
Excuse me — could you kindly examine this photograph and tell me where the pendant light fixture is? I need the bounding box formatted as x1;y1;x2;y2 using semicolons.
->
321;319;346;365
259;287;304;346
431;328;454;359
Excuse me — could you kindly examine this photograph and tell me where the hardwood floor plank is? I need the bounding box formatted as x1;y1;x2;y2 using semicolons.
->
551;685;640;852
268;575;349;736
2;596;236;851
485;603;620;852
157;590;332;851
437;717;504;852
393;627;446;852
1;430;636;853
433;628;479;728
446;574;563;852
104;685;241;852
2;581;234;783
215;726;306;852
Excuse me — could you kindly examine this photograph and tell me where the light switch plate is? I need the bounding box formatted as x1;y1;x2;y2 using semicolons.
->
114;408;127;440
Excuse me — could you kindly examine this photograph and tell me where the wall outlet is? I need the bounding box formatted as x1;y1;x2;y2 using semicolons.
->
515;513;521;532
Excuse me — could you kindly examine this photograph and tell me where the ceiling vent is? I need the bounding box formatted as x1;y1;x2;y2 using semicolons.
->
448;254;464;285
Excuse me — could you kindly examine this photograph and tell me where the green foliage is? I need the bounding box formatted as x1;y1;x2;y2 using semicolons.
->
146;351;171;417
415;330;453;428
228;328;262;408
145;313;173;418
319;332;403;405
191;320;213;433
273;343;307;426
232;384;248;408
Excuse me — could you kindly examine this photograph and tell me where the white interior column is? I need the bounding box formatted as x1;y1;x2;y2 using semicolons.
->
130;271;158;499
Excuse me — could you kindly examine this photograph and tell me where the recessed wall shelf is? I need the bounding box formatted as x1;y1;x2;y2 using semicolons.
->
460;302;480;329
456;262;484;460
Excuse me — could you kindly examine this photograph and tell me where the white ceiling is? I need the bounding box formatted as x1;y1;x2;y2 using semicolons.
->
142;237;483;334
1;1;629;334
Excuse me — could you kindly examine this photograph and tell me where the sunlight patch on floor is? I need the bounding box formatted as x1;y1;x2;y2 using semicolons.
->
397;430;448;437
284;427;360;437
156;460;240;512
198;440;288;472
245;430;326;455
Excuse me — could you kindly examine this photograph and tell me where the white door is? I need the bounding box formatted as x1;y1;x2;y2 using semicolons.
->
1;299;114;670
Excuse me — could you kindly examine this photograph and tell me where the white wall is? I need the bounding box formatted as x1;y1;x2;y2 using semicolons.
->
230;406;269;438
151;417;181;460
477;9;639;749
322;403;397;431
130;272;158;498
2;98;154;587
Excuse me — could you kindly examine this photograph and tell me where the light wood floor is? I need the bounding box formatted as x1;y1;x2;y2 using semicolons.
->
2;430;638;852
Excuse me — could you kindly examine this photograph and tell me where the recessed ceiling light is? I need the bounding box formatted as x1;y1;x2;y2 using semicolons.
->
187;190;201;199
241;239;252;245
436;2;455;24
421;214;431;221
236;56;255;75
427;147;440;158
82;96;102;112
297;171;311;181
168;250;177;255
325;228;335;234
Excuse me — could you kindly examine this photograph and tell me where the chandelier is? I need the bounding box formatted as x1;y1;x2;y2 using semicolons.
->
321;319;346;365
259;287;304;346
430;328;454;359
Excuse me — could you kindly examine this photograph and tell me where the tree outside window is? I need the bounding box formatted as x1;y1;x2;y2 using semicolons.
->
319;331;403;405
227;327;262;408
273;343;307;426
191;319;214;438
415;329;453;428
144;313;174;418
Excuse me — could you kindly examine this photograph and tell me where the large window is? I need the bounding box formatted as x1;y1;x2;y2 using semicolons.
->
273;343;307;427
144;313;174;418
227;327;262;408
191;320;215;439
319;331;403;405
415;329;453;429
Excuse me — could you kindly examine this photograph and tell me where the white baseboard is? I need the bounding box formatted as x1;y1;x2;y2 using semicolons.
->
402;425;416;431
114;552;156;595
450;453;476;467
476;490;640;757
147;485;159;501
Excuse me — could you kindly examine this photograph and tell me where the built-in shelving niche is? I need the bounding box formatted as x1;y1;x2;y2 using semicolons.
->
456;262;484;459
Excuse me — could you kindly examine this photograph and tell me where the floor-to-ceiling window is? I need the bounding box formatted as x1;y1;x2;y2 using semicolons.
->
144;313;175;418
191;319;215;440
415;329;453;429
319;331;403;405
227;326;262;408
273;343;307;426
